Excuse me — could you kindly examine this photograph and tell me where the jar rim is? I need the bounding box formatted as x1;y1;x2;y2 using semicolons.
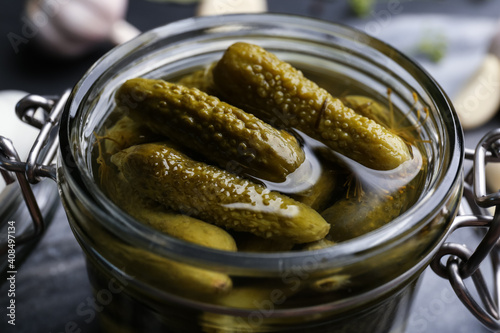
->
60;13;464;275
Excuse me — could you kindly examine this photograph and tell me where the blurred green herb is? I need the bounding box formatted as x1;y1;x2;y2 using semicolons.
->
348;0;376;17
416;31;447;62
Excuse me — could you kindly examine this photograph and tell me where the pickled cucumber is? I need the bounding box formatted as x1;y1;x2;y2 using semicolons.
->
290;164;342;211
101;115;161;155
308;274;351;293
127;243;232;297
212;285;294;309
297;241;350;294
322;188;408;242
111;142;330;243
101;231;233;297
176;64;216;94
83;212;233;298
115;78;305;182
299;238;336;251
234;232;295;252
199;285;324;333
142;211;238;251
105;171;238;251
200;285;298;333
212;42;411;170
96;157;235;297
97;121;238;251
342;95;392;128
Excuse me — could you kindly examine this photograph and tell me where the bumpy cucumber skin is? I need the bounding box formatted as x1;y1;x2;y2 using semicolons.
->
115;78;305;182
97;177;235;296
343;95;392;129
212;42;411;171
111;142;330;244
104;170;238;252
97;133;236;296
98;116;238;252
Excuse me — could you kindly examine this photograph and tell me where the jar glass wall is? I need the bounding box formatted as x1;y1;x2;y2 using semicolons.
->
56;14;463;333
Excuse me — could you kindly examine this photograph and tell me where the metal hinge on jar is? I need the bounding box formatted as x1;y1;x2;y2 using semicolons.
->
0;91;69;253
431;128;500;332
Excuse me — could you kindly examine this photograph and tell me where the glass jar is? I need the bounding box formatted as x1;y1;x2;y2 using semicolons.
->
55;14;463;333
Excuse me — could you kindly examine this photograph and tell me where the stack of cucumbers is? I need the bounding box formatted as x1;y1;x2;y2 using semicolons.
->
95;42;423;307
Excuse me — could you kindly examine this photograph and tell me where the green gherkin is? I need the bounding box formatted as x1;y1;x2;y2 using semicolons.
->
322;188;407;242
342;95;392;128
115;78;305;182
233;232;295;252
176;64;216;94
290;166;341;211
102;115;161;155
98;116;237;252
88;225;233;298
96;125;236;298
102;170;238;252
111;142;330;244
212;42;411;171
299;238;336;251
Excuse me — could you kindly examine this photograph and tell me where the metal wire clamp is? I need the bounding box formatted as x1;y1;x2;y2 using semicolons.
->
431;129;500;332
0;91;69;253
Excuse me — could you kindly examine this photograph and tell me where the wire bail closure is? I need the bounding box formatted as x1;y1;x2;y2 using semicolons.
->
431;129;500;332
0;91;69;254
